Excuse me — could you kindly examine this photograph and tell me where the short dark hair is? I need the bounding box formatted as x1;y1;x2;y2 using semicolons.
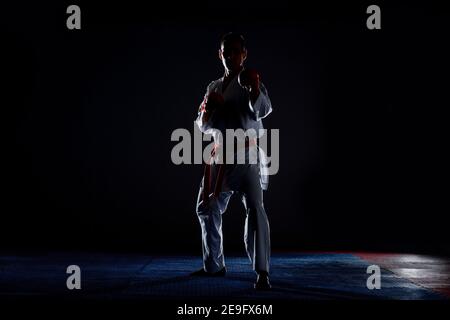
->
220;32;246;51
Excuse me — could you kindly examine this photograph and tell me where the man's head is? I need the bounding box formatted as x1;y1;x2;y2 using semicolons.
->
219;32;247;73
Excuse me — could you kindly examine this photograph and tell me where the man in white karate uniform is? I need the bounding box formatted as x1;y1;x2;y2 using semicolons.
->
192;32;273;290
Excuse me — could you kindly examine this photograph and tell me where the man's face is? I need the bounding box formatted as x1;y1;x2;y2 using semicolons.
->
219;40;247;73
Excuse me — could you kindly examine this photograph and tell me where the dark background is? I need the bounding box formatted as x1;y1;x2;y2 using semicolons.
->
2;1;449;255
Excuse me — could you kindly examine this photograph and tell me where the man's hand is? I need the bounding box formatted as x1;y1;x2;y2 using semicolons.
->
205;92;225;112
200;92;224;123
238;68;260;103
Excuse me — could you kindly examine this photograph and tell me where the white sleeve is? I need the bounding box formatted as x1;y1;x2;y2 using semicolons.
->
195;81;216;133
248;82;273;121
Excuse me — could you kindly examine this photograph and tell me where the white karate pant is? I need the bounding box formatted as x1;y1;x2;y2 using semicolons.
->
196;162;270;274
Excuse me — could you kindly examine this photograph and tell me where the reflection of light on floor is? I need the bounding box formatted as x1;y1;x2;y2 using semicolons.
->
356;253;450;296
396;254;449;265
392;268;449;279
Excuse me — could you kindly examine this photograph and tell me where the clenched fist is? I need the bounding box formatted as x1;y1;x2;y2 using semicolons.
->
238;68;261;103
205;92;225;113
200;91;225;123
238;68;260;93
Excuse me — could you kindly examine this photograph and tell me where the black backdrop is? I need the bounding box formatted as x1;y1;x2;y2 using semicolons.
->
3;1;449;255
